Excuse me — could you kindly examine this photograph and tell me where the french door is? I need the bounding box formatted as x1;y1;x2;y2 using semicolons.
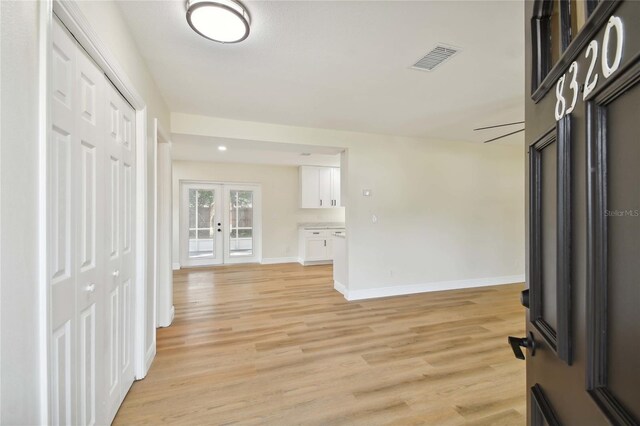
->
181;183;223;266
180;182;261;267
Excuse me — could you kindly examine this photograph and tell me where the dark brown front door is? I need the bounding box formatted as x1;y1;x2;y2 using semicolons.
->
522;0;640;424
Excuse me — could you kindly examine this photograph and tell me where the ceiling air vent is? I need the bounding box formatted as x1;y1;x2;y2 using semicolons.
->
411;44;460;72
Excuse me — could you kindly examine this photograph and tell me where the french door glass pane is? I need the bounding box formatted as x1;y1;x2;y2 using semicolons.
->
188;188;216;258
229;190;253;257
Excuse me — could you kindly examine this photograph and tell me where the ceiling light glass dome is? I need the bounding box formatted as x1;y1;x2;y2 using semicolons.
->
186;0;251;43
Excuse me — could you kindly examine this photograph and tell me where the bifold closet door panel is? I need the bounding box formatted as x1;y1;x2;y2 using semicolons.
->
104;81;136;421
117;88;136;406
74;42;107;426
51;18;109;426
50;18;79;426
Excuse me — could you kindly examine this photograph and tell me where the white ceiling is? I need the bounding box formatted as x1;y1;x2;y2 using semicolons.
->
118;0;524;144
171;134;343;166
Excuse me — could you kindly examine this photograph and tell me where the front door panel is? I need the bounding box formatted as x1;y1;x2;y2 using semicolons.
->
586;52;640;424
525;1;640;424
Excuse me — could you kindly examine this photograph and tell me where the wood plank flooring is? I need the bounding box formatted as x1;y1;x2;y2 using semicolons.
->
114;263;526;425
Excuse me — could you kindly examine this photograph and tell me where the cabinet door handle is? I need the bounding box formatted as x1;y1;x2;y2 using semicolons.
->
324;240;326;247
320;199;322;207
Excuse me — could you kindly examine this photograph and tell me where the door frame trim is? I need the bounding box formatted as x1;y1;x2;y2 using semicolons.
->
154;119;173;328
38;1;152;422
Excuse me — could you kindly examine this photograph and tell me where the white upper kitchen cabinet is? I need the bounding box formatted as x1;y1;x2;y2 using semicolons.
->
299;166;341;208
331;167;341;207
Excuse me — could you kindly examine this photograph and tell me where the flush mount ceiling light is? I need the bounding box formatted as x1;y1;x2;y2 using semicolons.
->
186;0;251;43
218;145;227;151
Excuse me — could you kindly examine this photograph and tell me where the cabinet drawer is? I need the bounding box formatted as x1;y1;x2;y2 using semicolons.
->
303;230;330;238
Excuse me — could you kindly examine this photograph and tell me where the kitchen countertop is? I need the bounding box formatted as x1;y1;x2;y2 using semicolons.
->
298;222;346;230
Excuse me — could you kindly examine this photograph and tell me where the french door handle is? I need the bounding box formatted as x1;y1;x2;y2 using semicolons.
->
508;332;537;360
85;283;96;293
112;270;120;278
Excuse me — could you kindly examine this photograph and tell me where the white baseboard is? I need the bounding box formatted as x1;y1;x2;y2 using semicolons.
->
141;343;156;379
157;305;175;328
261;257;298;265
344;274;525;301
333;280;347;296
299;259;333;266
172;262;181;271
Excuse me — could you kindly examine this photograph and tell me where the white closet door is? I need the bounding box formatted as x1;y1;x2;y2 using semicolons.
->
74;41;106;426
51;16;136;426
50;19;78;426
118;91;136;405
104;80;136;422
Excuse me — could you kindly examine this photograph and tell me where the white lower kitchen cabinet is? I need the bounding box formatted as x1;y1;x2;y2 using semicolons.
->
298;228;343;265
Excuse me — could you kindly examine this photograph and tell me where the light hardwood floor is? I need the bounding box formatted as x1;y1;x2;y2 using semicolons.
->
114;263;526;425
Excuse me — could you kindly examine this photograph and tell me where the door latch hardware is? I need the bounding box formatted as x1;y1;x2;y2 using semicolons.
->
521;289;530;308
508;332;537;360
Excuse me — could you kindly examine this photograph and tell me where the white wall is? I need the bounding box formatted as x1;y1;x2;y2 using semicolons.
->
344;137;524;293
172;161;345;265
156;138;173;327
172;113;525;296
1;2;44;423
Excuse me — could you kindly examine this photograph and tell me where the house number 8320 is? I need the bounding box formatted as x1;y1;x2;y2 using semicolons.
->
555;15;624;121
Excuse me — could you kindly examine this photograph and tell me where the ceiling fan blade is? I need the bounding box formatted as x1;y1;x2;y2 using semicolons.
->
483;128;525;143
473;121;525;131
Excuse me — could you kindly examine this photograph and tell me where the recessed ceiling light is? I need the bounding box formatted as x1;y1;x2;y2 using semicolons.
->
186;0;251;44
300;153;311;156
218;145;227;151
